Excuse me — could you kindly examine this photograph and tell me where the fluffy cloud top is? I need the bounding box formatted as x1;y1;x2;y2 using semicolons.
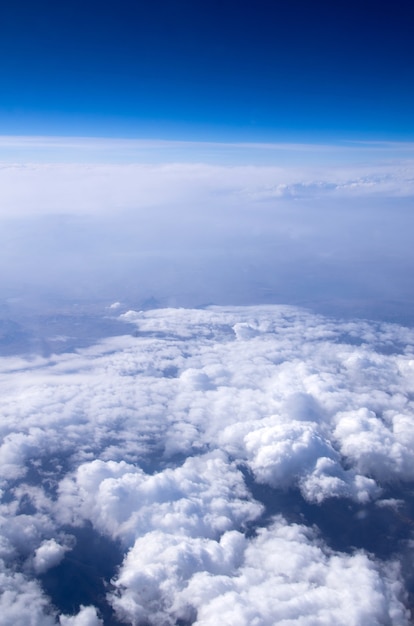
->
0;305;413;623
33;539;70;574
59;606;103;626
173;519;408;626
56;452;262;545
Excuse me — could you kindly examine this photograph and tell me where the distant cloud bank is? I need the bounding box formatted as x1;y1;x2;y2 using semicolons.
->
1;154;414;218
1;137;414;318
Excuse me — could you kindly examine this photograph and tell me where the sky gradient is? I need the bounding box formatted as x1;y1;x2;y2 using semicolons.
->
1;0;414;140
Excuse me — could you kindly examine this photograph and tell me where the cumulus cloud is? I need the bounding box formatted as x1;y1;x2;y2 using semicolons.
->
0;560;56;626
33;538;70;574
173;518;409;626
109;520;409;626
59;606;103;626
0;305;414;623
56;452;262;544
109;530;246;625
243;420;379;503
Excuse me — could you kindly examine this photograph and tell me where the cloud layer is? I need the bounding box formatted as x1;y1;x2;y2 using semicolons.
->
1;156;414;218
0;305;413;623
1;140;414;324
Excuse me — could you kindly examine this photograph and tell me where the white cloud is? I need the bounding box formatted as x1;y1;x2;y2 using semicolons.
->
0;560;56;625
334;407;414;481
109;530;246;625
33;539;69;574
174;518;409;626
2;305;414;499
109;518;409;626
243;420;379;503
1;305;414;622
0;157;413;219
59;606;103;626
56;452;262;545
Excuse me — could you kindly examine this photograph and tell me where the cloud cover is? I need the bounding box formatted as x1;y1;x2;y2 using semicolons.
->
0;305;413;623
1;138;414;323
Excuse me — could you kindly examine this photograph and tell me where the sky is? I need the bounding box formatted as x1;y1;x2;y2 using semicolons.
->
1;1;414;625
0;0;414;140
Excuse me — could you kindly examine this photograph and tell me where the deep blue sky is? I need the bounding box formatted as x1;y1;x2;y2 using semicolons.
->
1;0;413;141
